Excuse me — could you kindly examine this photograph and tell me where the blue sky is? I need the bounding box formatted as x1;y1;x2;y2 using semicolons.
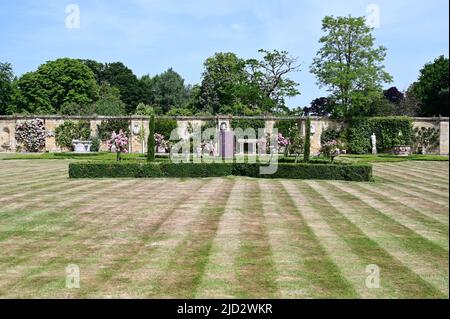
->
0;0;448;108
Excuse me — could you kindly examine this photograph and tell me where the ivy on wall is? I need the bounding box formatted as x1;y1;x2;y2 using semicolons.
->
55;120;91;149
97;119;130;141
347;117;413;154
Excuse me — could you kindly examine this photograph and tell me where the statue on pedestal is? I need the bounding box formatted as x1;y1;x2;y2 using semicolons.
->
371;133;377;155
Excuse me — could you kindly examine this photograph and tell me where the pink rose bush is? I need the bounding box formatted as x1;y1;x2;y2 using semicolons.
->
15;119;46;152
107;130;129;161
321;139;340;162
154;133;169;152
277;133;290;153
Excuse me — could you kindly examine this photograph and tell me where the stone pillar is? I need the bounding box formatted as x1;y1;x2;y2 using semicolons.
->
130;119;145;154
439;119;449;155
45;119;64;152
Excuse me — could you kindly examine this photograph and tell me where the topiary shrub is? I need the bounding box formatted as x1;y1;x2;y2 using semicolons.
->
55;120;91;150
148;115;155;162
347;117;413;154
304;117;311;162
97;119;130;141
69;161;372;181
15;119;46;152
90;136;101;152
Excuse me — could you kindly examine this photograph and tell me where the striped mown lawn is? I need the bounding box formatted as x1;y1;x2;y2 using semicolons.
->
0;160;448;298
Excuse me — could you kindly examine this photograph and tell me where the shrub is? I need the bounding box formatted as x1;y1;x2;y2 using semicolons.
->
321;127;341;144
412;127;440;154
231;119;265;133
155;118;179;140
55;121;91;149
273;119;301;140
347;117;413;154
148;115;155;162
90;136;101;152
69;161;372;181
304;117;311;162
97;119;130;141
15;119;46;152
107;130;129;161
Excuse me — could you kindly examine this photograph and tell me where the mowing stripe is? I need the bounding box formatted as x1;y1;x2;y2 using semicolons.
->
232;180;278;298
376;165;449;187
373;180;449;207
261;180;359;298
146;179;235;298
195;180;245;298
76;179;213;298
355;182;449;225
308;181;448;296
298;182;445;298
330;182;449;251
386;162;449;179
280;180;394;298
374;170;449;197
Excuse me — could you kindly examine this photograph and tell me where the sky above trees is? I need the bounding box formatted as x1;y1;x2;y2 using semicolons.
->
0;0;448;108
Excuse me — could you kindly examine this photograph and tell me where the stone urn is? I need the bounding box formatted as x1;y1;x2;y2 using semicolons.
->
72;140;92;153
392;145;411;157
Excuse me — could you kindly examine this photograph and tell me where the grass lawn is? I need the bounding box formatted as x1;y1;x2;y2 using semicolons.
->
0;159;448;298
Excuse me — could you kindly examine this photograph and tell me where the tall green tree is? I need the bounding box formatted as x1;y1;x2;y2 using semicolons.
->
248;49;301;113
151;68;191;113
310;16;392;118
10;58;99;114
92;82;127;115
413;55;449;116
304;117;311;162
0;62;14;115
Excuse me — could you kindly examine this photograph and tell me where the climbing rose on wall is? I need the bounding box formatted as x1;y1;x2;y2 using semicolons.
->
15;119;46;152
277;133;290;153
107;130;129;161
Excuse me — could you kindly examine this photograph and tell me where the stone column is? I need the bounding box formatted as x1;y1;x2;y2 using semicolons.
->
439;119;449;155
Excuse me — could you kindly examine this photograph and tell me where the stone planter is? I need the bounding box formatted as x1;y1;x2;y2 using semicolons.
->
72;140;92;153
392;145;411;157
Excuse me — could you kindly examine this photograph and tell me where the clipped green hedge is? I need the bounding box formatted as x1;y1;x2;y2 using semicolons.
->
69;162;372;181
347;117;413;154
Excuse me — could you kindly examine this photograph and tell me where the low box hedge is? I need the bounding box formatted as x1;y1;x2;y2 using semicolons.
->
69;161;372;181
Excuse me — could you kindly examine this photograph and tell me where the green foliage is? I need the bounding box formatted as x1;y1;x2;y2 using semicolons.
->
155;118;179;140
273;119;301;140
97;119;130;141
10;58;99;115
321;127;341;144
310;16;392;118
148;115;155;162
90;136;101;152
134;103;155;116
69;161;372;181
55;121;91;149
412;127;440;154
148;68;191;113
93;62;141;114
304;117;311;162
0;62;14;115
413;55;449;116
166;108;193;116
347;117;413;154
230;118;265;133
91;82;126;116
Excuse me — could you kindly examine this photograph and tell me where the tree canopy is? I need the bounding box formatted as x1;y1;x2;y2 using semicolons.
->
413;55;449;116
310;15;392;118
0;62;14;115
10;58;99;115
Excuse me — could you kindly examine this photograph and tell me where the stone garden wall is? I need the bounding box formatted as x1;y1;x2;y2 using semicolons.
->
0;115;448;155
